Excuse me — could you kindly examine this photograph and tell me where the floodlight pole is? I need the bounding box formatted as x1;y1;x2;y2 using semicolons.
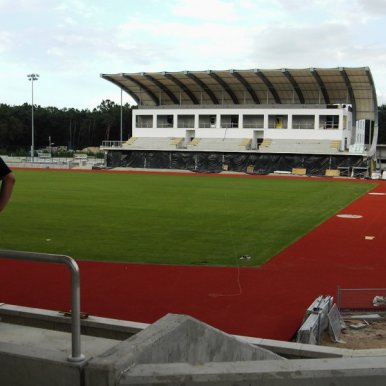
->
27;73;39;163
120;87;123;143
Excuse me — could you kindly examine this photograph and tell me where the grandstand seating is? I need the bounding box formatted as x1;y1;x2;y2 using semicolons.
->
118;136;346;154
170;138;184;147
330;140;341;151
189;138;201;146
260;139;341;154
126;137;137;145
239;138;252;149
187;138;251;152
122;137;179;151
260;139;272;149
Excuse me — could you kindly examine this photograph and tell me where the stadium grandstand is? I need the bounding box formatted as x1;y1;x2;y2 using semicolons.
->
100;67;378;176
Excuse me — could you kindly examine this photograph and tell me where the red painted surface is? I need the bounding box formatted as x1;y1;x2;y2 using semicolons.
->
1;174;385;340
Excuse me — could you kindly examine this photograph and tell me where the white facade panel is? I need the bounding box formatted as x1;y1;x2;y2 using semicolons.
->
266;129;342;140
133;105;351;143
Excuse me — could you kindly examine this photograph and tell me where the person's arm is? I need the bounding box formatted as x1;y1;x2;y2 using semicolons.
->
0;172;15;213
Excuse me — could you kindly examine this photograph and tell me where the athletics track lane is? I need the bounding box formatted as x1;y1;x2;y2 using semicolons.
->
1;180;386;340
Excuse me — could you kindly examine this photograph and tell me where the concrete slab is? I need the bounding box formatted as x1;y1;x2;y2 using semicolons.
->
85;313;284;386
0;303;148;340
0;322;120;357
119;357;386;385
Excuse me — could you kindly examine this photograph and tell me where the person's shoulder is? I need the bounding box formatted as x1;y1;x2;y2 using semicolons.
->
0;157;11;177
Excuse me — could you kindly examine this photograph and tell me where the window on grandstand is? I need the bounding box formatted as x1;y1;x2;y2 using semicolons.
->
220;115;239;128
136;115;153;128
320;115;339;130
157;115;174;128
243;114;264;129
177;115;195;128
199;115;216;128
269;115;288;129
292;115;315;130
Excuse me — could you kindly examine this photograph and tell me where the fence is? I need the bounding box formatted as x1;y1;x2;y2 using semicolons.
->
101;141;123;148
337;287;386;311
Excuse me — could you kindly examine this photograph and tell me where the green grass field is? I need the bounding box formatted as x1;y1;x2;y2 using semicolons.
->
0;170;375;266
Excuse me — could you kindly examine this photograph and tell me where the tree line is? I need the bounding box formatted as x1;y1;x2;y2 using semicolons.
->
0;100;133;154
0;101;385;154
378;105;386;144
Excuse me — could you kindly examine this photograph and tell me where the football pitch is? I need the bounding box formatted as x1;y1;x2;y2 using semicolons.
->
0;170;375;266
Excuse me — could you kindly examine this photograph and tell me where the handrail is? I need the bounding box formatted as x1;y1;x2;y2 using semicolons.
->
101;140;123;148
0;249;85;362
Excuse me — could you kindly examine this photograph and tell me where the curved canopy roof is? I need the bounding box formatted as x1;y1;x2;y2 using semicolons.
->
101;67;377;123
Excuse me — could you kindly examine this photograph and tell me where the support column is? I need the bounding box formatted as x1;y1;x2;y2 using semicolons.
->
315;114;319;130
338;113;343;130
264;114;268;130
173;114;177;129
288;114;293;130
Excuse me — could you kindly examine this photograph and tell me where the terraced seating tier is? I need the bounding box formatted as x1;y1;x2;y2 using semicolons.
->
122;137;181;151
259;139;343;154
120;137;349;154
187;138;250;152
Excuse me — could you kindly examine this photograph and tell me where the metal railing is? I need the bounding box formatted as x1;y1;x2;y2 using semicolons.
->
0;249;85;362
101;140;123;148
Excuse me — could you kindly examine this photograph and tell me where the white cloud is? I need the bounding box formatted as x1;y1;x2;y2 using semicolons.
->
0;31;12;53
46;46;64;57
249;22;353;68
358;0;386;15
64;17;77;25
54;0;99;18
172;0;238;21
1;0;386;108
115;16;259;71
0;0;54;11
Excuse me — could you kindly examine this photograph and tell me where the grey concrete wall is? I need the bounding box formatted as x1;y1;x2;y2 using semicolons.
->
3;306;386;386
0;342;84;386
0;303;148;340
85;314;283;386
119;357;386;385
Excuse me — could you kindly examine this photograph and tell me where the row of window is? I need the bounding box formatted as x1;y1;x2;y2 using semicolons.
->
135;114;341;130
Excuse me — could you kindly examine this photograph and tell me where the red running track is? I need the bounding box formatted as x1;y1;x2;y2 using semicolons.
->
1;178;386;340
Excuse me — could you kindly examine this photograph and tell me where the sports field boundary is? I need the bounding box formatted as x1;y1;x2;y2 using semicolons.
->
12;165;375;184
0;171;384;340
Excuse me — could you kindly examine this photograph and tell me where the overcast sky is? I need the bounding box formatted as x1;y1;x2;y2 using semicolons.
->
1;0;386;109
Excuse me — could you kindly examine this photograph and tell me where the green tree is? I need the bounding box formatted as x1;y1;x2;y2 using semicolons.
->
378;105;386;144
0;101;133;153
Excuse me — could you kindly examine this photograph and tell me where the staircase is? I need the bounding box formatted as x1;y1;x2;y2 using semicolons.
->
329;140;341;151
260;139;272;149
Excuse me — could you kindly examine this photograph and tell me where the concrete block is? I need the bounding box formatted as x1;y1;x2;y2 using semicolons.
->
325;169;340;177
0;342;85;386
85;313;283;386
120;357;386;385
292;168;306;175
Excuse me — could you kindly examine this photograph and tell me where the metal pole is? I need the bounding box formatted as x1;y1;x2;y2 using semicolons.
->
120;87;123;143
0;249;85;362
31;79;34;162
27;74;39;163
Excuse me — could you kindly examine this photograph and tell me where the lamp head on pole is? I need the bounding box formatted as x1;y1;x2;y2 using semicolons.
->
27;73;39;81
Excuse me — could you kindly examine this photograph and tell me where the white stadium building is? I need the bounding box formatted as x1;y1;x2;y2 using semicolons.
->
100;67;378;176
